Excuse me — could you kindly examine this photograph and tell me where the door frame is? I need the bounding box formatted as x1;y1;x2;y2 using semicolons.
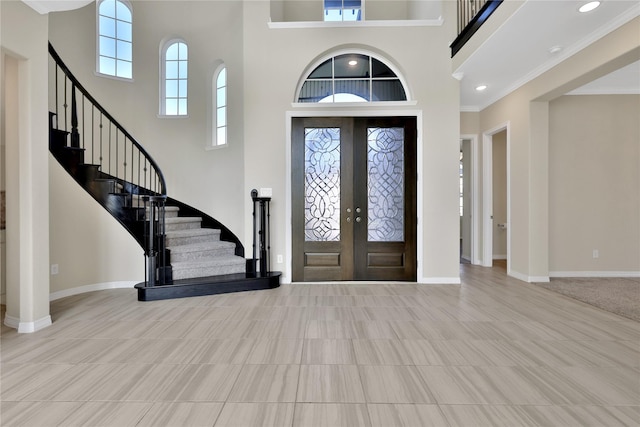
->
482;122;511;269
460;134;480;265
285;109;423;284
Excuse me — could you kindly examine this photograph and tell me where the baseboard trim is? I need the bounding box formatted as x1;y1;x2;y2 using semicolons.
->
493;255;507;260
419;277;461;285
49;281;138;301
549;271;640;278
4;314;53;333
508;269;550;283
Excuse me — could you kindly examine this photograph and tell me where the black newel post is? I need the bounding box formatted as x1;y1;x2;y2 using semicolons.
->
70;83;80;148
251;189;271;277
143;195;168;285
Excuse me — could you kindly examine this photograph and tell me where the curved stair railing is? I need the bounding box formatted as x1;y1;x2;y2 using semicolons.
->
49;43;167;198
48;42;245;288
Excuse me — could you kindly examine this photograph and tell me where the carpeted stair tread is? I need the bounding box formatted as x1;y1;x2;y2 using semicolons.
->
166;216;202;224
168;240;236;253
165;228;221;238
165;216;203;231
171;256;246;280
171;257;245;268
165;227;222;247
168;240;237;263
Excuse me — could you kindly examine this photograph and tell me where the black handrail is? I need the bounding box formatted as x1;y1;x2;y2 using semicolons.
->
48;42;167;195
450;0;502;57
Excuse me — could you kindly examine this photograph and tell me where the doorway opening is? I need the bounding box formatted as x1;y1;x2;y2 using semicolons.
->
482;124;510;269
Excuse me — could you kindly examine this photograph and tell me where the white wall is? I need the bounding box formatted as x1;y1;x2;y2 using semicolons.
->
0;0;51;331
549;94;640;276
48;1;247;292
476;17;639;282
243;0;461;283
47;0;461;289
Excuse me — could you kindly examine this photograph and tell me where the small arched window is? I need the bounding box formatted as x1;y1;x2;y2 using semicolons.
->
97;0;132;79
160;40;188;116
213;65;227;146
297;53;407;103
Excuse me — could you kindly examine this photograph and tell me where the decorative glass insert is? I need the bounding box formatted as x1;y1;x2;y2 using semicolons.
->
305;128;341;241
298;54;406;103
164;41;188;115
98;0;132;79
324;0;362;22
367;127;404;242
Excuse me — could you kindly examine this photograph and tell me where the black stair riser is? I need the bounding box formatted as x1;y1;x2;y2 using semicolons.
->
135;272;281;301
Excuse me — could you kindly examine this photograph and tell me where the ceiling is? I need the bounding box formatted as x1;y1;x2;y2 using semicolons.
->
455;0;640;111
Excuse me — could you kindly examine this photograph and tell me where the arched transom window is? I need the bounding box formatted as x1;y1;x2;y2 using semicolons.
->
298;53;407;103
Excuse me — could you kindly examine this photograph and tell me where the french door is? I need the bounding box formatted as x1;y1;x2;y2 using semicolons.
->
292;117;416;281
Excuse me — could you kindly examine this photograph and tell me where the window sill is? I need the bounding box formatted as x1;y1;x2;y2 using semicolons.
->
268;18;443;29
157;114;190;119
94;71;134;83
205;143;228;151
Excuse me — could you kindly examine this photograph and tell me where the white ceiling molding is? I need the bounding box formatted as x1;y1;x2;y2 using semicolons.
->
456;0;640;111
22;0;93;15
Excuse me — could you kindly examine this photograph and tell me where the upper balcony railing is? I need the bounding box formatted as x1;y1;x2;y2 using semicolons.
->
450;0;503;57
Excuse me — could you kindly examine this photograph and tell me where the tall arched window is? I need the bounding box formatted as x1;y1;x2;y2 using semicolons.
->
160;40;188;116
297;53;408;103
213;65;227;146
97;0;132;79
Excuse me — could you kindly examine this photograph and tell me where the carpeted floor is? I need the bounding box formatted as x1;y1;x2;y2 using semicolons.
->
534;277;640;322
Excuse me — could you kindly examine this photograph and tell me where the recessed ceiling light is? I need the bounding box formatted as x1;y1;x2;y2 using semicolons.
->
348;60;358;66
549;45;563;54
579;1;600;13
475;85;487;91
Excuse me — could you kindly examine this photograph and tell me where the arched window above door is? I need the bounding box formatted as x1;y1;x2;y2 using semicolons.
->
297;53;408;103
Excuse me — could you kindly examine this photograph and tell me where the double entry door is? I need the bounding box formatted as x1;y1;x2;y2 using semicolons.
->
292;117;416;282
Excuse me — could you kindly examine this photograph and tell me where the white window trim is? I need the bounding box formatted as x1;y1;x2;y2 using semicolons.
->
207;62;228;149
96;0;133;80
323;0;365;22
158;37;189;118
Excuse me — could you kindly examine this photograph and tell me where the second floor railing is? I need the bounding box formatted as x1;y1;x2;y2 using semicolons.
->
451;0;503;57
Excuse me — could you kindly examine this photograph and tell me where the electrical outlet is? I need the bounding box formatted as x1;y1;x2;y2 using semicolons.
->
592;249;599;259
276;254;283;264
51;264;59;275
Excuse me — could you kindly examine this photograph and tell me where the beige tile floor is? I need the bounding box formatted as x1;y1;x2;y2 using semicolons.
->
1;264;639;426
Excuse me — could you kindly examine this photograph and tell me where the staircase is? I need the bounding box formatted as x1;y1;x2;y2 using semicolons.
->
48;42;279;301
161;204;245;279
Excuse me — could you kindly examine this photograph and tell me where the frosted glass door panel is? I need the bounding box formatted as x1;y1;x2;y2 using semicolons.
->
367;127;404;242
305;128;341;241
